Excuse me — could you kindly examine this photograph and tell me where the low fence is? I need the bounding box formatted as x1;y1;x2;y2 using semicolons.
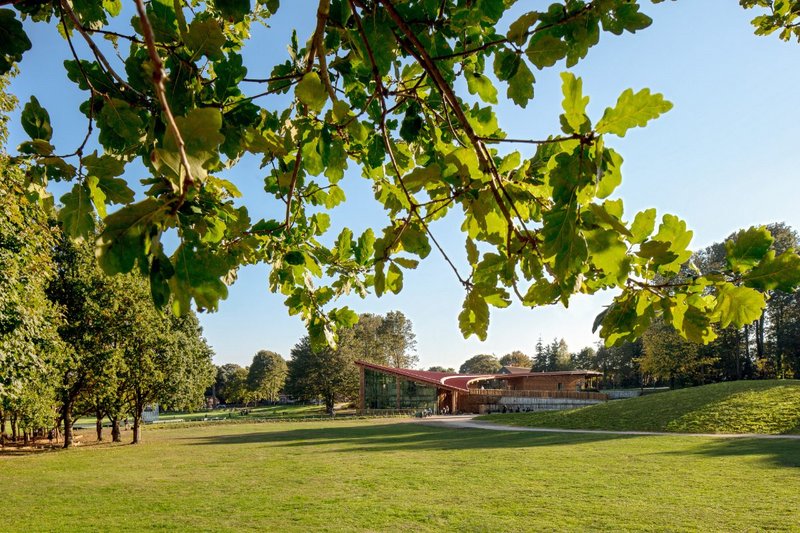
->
358;409;418;417
468;389;608;401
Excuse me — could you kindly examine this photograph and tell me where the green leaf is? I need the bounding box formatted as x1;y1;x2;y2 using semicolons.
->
643;214;693;274
714;284;766;329
630;208;656;244
465;238;479;266
169;243;231;313
744;250;800;292
458;290;490;341
295;72;328;113
85;175;108;218
0;9;32;75
393;257;419;269
97;98;144;152
102;0;122;17
149;250;175;309
169;107;225;155
596;148;623;199
156;107;224;184
466;69;498;104
603;3;652;35
355;229;375;264
185;17;226;60
586;228;629;285
21;96;52;141
386;263;403;294
301;134;324;175
525;33;567;69
83;152;134;208
59;184;95;241
335;227;353;261
725;226;774;273
523;279;560;306
96;198;164;275
284;251;305;265
216;0;251;22
559;72;590;134
374;260;386;297
596;88;673;137
542;205;588;281
403;165;439;193
507;12;538;45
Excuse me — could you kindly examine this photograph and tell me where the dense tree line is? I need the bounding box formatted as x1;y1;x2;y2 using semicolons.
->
0;227;216;447
0;132;215;446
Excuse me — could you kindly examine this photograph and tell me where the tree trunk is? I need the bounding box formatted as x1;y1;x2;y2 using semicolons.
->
61;403;74;449
11;413;18;442
132;414;141;444
1;411;6;446
95;412;103;441
756;317;765;362
324;394;335;415
111;417;121;443
735;328;742;380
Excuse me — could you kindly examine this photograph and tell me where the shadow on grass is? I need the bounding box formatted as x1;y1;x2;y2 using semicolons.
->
182;421;634;453
662;438;800;469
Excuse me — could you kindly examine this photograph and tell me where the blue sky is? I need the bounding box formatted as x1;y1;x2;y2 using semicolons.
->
6;1;800;370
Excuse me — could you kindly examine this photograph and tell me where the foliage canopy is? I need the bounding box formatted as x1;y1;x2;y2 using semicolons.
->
2;0;799;348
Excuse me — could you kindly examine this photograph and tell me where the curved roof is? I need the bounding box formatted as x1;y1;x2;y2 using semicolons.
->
355;361;601;393
356;360;492;392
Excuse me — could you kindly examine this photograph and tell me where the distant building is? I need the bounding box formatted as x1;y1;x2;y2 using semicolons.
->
356;361;605;414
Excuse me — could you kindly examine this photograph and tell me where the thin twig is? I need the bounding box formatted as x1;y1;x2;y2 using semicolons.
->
350;0;469;288
284;0;331;232
60;0;142;98
380;0;530;239
55;2;96;162
479;134;582;145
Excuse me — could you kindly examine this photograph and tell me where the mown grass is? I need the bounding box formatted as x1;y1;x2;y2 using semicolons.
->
479;380;800;434
3;419;799;531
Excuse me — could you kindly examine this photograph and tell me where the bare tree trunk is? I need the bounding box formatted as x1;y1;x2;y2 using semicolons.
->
10;412;18;442
132;413;141;444
735;328;742;380
1;411;6;446
95;412;104;441
756;317;765;362
61;403;74;449
111;417;121;443
325;394;335;415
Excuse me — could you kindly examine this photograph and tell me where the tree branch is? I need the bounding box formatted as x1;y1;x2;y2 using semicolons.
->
60;0;142;98
133;0;196;205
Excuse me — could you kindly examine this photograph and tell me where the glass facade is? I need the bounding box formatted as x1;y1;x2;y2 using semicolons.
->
364;368;438;411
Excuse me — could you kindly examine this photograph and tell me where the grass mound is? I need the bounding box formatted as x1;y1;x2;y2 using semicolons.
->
478;380;800;434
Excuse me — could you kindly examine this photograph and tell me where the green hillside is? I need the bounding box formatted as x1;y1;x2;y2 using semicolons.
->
478;380;800;434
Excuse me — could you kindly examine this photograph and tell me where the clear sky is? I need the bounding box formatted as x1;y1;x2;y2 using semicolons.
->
6;1;800;370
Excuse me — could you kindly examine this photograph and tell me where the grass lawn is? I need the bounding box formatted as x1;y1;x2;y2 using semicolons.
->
479;380;800;434
3;419;799;531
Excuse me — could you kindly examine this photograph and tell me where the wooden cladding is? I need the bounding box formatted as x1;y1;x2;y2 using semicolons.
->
468;389;608;401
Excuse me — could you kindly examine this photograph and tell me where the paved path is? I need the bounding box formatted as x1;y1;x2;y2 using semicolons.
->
414;415;800;440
